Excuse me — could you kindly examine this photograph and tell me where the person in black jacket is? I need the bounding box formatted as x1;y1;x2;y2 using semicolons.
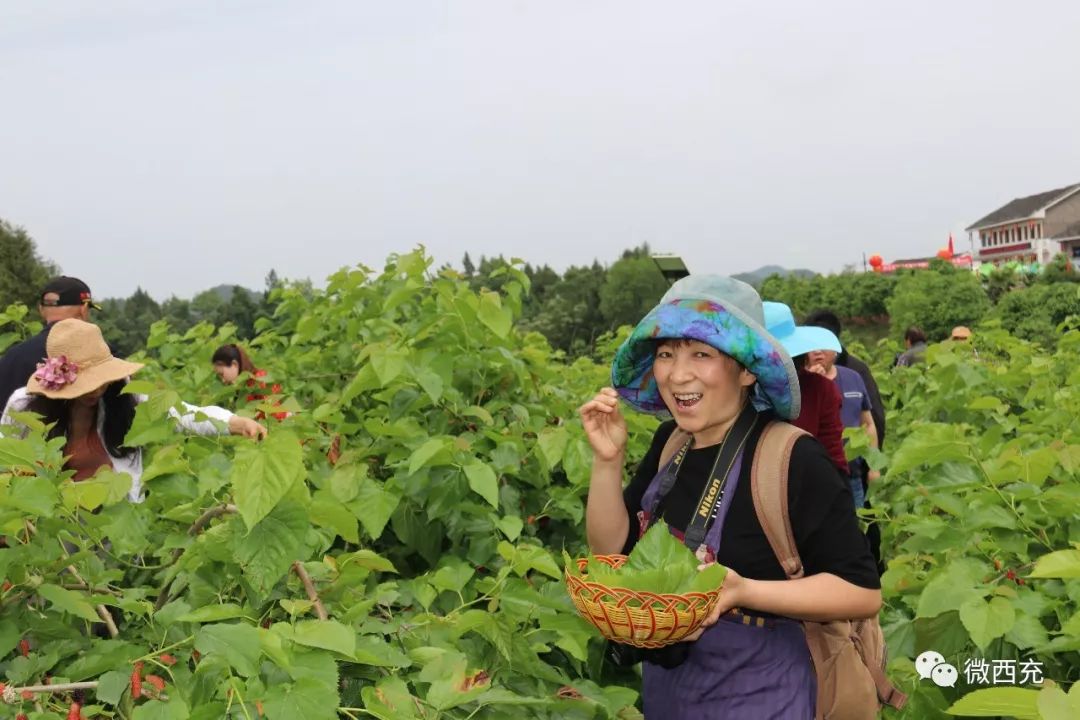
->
0;277;101;411
802;310;885;449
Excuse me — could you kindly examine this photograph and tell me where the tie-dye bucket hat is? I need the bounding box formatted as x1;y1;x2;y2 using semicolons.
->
611;275;801;420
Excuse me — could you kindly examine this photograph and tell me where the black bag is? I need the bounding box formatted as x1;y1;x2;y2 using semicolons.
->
605;639;691;669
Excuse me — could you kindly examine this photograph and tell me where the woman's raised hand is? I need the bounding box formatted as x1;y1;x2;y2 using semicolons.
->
578;387;628;462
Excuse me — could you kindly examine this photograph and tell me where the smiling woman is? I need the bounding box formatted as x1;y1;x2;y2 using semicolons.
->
579;275;883;720
652;339;756;447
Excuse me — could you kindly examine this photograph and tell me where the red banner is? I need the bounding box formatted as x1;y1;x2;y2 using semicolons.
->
879;253;972;273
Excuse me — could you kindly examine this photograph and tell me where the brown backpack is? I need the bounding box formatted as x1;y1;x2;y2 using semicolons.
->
658;422;907;719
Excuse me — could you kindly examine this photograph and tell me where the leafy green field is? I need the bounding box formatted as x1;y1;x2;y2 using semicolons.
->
1;250;1077;718
870;328;1080;718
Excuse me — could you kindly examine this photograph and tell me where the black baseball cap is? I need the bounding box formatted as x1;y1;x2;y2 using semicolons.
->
40;276;102;310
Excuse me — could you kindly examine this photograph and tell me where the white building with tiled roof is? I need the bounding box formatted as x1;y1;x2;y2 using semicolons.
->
965;183;1080;265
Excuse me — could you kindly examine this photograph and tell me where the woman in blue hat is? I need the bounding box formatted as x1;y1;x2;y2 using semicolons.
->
762;301;850;477
579;275;881;719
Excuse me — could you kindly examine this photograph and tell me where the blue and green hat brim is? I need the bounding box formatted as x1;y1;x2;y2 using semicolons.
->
611;298;801;420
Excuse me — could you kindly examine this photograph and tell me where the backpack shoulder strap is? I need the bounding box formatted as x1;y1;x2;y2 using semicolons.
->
751;421;809;579
658;426;692;469
753;423;909;713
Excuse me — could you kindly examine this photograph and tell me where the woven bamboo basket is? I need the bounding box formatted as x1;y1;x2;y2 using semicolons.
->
565;555;721;648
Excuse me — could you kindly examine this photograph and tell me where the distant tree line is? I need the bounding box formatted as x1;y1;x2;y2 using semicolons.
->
462;245;670;356
92;274;281;357
759;271;896;324
86;248;673;359
0;218;284;356
5;214;1080;357
0;217;673;358
1;219;59;311
760;255;1080;348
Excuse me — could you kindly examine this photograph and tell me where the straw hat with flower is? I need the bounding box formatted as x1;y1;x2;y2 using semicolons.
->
27;319;144;400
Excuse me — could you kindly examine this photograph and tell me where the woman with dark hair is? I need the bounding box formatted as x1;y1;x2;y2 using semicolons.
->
211;343;287;421
579;275;882;719
1;320;267;501
211;344;257;385
21;380;140;483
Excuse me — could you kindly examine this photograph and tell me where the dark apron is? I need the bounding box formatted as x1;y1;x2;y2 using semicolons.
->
636;445;816;719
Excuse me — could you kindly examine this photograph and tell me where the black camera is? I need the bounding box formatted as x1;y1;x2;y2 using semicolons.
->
605;640;643;667
605;640;691;669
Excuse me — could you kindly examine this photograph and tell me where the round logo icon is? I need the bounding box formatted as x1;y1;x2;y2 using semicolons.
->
915;650;946;680
931;663;959;688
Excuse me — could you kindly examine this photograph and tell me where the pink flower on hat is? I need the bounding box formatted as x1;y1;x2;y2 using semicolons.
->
33;355;79;391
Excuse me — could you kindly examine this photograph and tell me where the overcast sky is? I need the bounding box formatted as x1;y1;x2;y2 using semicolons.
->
2;1;1079;300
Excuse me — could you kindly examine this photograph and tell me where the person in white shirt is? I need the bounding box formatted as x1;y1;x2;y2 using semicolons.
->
1;318;266;502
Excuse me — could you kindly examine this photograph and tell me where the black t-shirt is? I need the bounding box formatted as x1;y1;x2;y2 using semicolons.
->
0;326;50;412
622;417;880;590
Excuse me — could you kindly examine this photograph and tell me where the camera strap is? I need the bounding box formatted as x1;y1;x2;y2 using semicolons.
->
651;404;760;553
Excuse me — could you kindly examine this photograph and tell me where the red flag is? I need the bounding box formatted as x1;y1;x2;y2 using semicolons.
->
948;233;955;255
